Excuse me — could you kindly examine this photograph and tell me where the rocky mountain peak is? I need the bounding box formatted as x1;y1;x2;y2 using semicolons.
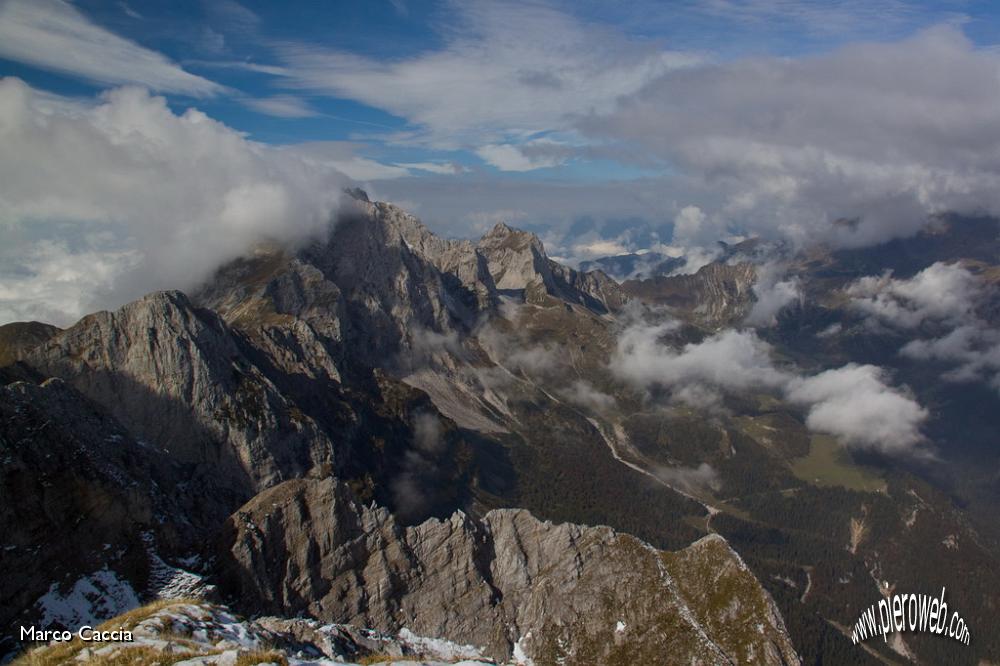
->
342;186;371;203
480;221;546;254
0;320;61;366
623;261;758;328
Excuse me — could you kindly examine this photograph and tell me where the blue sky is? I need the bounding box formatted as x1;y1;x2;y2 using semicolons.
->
5;0;1000;324
2;0;995;180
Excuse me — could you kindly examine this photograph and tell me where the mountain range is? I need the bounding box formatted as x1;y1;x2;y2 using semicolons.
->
3;191;1000;665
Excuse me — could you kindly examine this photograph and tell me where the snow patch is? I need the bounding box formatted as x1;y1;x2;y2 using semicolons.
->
397;627;485;662
142;532;211;599
36;568;139;629
512;631;534;666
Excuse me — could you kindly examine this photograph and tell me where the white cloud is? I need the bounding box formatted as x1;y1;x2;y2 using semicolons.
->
848;262;1000;394
693;0;921;36
584;25;1000;248
745;264;801;327
562;380;616;411
902;325;1000;390
612;324;790;392
271;1;699;148
572;239;631;259
816;322;843;338
785;364;928;453
0;0;222;95
0;78;346;325
612;320;928;454
284;141;412;181
461;208;529;235
847;262;980;328
395;162;463;175
654;462;721;494
412;411;445;454
476;142;565;172
241;95;318;118
672;205;707;244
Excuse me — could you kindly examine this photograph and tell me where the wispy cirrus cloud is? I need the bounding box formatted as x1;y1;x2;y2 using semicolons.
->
395;161;464;175
694;0;927;35
0;0;222;95
241;94;319;118
267;1;700;154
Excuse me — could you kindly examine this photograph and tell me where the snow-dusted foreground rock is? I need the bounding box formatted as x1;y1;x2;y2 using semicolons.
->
14;600;499;665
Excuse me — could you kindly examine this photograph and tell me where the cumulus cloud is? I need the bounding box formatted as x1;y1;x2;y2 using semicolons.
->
0;78;346;325
745;264;801;327
406;327;466;369
612;324;789;392
848;262;1000;393
786;364;928;453
0;0;221;95
392;411;450;520
476;323;566;377
902;325;1000;390
672;205;708;245
670;383;726;413
583;26;1000;249
612;320;928;454
847;262;980;329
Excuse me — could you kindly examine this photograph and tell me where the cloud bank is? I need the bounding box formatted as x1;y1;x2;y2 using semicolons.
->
848;262;1000;392
785;364;927;453
582;26;1000;249
848;262;981;329
612;322;928;454
0;78;345;325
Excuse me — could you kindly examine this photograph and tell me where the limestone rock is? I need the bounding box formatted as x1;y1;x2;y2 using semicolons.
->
20;290;336;497
624;262;758;328
221;477;800;665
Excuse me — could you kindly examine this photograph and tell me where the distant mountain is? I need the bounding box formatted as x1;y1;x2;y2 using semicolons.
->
579;251;685;281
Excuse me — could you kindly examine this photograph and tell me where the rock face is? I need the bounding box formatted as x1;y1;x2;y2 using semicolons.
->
0;378;164;641
477;222;625;312
221;477;799;665
0;321;61;366
623;262;758;328
196;200;624;374
21;290;336;500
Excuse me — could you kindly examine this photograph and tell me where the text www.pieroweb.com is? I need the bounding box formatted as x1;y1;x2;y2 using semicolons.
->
851;587;970;645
